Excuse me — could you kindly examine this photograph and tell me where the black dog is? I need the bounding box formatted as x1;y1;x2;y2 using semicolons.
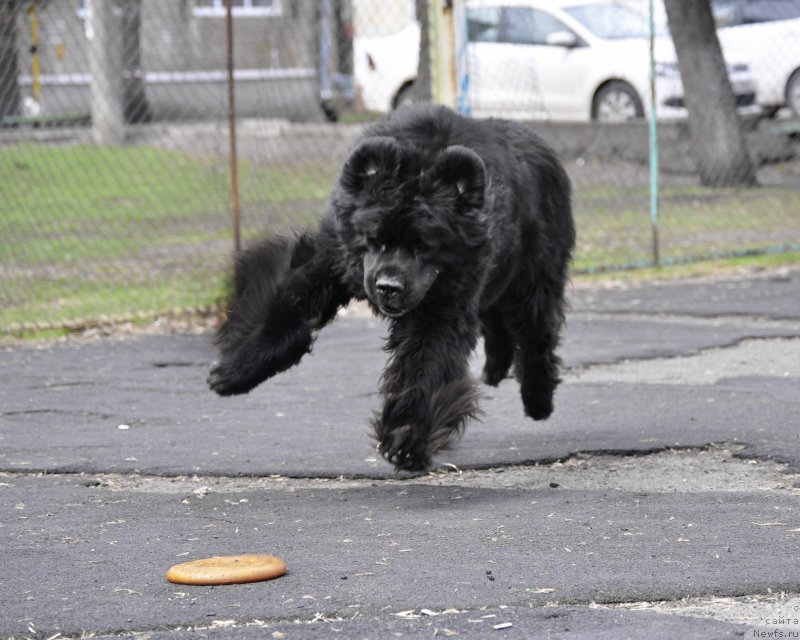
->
208;105;575;471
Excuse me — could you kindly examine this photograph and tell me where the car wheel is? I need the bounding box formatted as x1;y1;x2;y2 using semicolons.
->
787;69;800;118
592;81;644;122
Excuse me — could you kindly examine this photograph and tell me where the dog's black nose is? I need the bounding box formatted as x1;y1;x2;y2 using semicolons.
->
376;275;404;298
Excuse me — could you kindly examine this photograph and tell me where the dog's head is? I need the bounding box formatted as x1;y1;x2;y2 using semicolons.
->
334;136;489;317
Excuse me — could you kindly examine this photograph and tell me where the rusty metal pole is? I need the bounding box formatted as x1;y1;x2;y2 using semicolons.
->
648;0;660;268
225;0;241;253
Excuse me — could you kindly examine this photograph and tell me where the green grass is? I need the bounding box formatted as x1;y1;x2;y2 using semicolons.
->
0;143;337;331
573;250;800;286
572;184;800;272
1;142;799;333
2;274;225;327
0;144;336;263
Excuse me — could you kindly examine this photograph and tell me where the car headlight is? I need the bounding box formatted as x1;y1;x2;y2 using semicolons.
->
654;62;681;78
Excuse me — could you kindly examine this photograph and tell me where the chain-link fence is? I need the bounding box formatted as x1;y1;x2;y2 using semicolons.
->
1;0;799;333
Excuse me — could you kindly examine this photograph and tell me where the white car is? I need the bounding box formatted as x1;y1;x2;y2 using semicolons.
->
712;0;800;117
354;0;761;122
465;0;760;121
354;20;421;113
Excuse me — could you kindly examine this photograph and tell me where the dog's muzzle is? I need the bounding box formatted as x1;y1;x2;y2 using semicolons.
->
374;275;406;316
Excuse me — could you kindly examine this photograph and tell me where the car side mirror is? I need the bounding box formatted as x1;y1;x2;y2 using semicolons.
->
546;31;579;48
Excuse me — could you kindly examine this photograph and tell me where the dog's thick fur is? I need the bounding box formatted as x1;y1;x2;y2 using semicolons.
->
208;105;575;471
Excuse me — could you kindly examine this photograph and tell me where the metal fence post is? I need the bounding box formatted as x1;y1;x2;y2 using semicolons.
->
319;0;332;106
226;0;241;254
648;0;660;268
88;0;125;145
454;0;470;115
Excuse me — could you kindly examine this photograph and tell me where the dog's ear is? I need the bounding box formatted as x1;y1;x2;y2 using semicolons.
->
339;136;403;195
428;145;486;210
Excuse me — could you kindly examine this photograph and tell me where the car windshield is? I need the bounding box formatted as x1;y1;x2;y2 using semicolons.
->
563;4;651;39
713;0;800;25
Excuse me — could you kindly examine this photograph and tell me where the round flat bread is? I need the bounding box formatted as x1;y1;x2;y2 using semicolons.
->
166;554;287;585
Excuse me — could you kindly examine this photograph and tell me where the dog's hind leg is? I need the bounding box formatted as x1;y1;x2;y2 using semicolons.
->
515;318;562;420
479;306;515;386
508;279;568;421
208;231;349;396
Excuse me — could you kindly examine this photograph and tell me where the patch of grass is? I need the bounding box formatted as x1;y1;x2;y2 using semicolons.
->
1;272;228;330
573;183;800;270
573;251;800;285
0;143;336;331
1;141;799;333
0;144;336;262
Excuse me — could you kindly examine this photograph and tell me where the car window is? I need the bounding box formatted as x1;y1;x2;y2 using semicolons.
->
713;0;800;25
500;7;539;44
712;0;739;27
740;0;800;23
564;4;650;39
467;7;501;42
500;7;572;45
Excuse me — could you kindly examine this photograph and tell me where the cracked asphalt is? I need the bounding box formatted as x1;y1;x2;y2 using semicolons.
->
1;268;799;639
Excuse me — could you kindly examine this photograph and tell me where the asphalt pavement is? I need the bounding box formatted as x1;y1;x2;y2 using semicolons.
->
1;267;799;639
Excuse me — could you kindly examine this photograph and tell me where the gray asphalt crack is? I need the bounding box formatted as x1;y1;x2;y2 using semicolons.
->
569;336;800;385
5;444;789;496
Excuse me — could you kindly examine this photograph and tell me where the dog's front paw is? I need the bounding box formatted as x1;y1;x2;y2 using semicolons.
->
375;423;431;472
207;358;257;396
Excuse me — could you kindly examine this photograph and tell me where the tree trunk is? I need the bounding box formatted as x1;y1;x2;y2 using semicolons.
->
663;0;757;186
0;0;21;125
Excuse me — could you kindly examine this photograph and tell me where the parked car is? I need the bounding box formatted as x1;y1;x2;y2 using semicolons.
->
712;0;800;117
354;0;761;122
354;17;420;112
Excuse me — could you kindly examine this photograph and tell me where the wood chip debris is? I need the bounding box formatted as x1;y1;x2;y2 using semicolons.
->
395;610;419;619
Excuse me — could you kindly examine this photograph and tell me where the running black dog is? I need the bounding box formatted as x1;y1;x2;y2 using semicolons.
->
208;105;575;471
